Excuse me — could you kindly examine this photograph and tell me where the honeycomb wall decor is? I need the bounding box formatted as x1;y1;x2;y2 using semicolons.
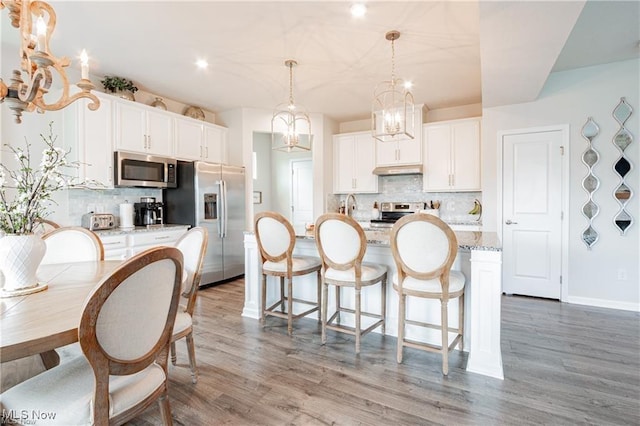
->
611;97;634;235
580;117;600;249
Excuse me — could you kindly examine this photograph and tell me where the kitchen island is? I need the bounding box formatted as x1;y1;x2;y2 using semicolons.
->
243;229;503;379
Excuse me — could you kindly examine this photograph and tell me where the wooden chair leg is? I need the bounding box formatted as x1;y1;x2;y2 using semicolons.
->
287;277;293;336
441;299;449;376
316;270;322;322
321;282;328;345
186;332;198;384
397;293;406;363
157;390;173;426
458;293;464;351
39;350;60;370
261;274;267;326
355;287;362;354
280;276;286;312
170;341;177;365
381;277;387;335
335;285;341;324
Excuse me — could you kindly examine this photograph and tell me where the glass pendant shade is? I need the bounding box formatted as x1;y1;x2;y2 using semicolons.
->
271;60;312;152
372;30;415;142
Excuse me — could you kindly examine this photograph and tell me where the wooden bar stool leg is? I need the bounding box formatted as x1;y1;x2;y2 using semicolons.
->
335;285;341;324
280;276;286;312
355;286;362;354
261;274;268;326
321;281;329;344
287;276;293;336
381;277;387;335
397;293;406;363
441;299;449;375
459;294;464;351
316;270;322;322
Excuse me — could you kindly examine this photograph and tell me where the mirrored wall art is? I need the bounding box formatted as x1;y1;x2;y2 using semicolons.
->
611;97;634;235
581;117;601;248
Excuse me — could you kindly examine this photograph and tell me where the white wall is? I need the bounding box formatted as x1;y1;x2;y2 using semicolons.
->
482;58;639;309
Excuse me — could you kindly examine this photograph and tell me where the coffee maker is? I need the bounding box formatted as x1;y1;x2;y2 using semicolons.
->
134;197;164;226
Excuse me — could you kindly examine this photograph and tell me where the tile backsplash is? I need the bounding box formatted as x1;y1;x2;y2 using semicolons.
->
328;174;482;224
67;188;163;226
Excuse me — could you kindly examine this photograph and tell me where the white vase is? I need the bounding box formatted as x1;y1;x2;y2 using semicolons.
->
0;234;48;297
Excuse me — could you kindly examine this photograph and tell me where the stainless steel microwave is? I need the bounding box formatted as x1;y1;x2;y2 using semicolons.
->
114;151;177;188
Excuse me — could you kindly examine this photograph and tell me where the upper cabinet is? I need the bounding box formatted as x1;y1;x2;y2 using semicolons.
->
115;101;174;157
175;118;227;164
333;132;378;194
423;117;481;192
62;92;114;188
375;104;424;167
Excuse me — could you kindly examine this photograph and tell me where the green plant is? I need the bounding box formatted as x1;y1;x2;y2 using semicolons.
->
100;76;138;93
0;122;83;234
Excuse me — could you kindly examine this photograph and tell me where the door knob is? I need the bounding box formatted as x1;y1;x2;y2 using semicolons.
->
505;219;518;225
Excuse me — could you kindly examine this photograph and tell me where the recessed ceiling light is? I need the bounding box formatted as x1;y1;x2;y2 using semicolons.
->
195;59;208;69
350;3;366;18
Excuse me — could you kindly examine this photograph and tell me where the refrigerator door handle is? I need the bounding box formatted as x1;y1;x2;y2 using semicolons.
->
217;180;223;238
221;179;228;238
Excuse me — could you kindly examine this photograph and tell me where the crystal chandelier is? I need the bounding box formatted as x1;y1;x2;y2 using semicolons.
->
271;59;312;152
372;30;415;142
0;0;100;124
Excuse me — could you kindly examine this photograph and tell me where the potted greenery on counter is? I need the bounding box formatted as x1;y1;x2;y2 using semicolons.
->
101;76;138;101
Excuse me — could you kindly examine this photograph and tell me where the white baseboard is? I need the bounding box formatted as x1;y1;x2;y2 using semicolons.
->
566;296;640;312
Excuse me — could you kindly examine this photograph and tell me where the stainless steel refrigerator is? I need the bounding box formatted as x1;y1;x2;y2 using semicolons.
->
164;161;245;285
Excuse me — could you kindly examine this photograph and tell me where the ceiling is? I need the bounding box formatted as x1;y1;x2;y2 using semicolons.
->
2;1;639;122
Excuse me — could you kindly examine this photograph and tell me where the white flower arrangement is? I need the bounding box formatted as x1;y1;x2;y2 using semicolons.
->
0;122;82;235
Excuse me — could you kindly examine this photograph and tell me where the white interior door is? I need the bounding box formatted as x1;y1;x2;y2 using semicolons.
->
291;159;313;234
502;130;563;299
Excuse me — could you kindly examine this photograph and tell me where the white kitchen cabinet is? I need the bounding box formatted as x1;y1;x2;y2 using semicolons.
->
175;119;227;163
333;132;378;193
62;92;114;188
115;101;174;156
98;227;188;261
423;118;481;192
375;104;424;167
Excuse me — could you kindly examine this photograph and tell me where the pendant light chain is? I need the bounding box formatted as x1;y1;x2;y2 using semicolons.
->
390;36;396;86
289;61;295;107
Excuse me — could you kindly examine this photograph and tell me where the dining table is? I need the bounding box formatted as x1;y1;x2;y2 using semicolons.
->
0;260;123;363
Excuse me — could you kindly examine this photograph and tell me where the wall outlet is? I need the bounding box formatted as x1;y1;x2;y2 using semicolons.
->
617;269;628;281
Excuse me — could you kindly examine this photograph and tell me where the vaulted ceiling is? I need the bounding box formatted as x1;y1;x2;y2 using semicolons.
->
2;1;638;122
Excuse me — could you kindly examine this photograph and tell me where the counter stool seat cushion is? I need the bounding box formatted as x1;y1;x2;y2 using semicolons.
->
0;356;165;424
263;256;321;274
392;270;465;295
325;262;387;283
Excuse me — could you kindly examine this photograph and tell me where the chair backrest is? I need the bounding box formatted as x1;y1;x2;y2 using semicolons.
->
174;227;208;314
33;218;60;236
315;213;366;273
41;226;104;265
390;213;458;294
78;246;183;423
254;211;295;266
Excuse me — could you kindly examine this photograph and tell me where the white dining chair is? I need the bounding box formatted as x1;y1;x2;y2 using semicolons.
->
314;213;387;354
170;227;208;384
391;213;466;375
41;226;104;265
0;246;183;425
255;211;322;336
32;218;60;236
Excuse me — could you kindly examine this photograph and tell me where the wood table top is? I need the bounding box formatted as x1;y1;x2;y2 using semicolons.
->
0;260;122;362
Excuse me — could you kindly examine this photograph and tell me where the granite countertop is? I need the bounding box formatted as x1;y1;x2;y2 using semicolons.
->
297;228;501;252
94;223;190;237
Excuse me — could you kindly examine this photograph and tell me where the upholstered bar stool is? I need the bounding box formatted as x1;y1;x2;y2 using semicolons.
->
391;213;465;375
315;213;387;354
255;212;322;336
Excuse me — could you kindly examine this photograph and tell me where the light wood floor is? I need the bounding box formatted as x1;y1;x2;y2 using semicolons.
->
128;278;640;425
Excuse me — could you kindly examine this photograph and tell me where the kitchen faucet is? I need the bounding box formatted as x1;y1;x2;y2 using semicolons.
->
345;193;357;218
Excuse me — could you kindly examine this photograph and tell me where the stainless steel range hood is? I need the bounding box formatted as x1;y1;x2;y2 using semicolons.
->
372;164;423;176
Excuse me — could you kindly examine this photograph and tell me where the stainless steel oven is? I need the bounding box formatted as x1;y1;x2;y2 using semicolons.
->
369;202;426;228
114;151;177;188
